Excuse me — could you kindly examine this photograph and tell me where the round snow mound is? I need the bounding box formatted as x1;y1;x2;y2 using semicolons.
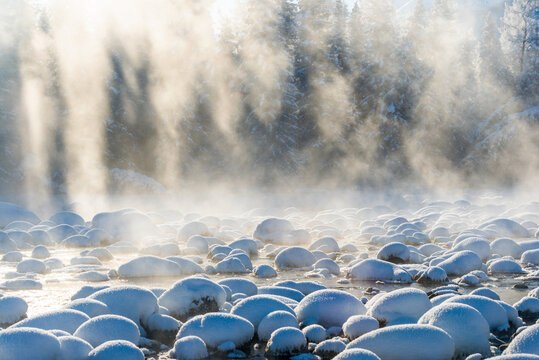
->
87;340;144;360
159;277;226;320
265;326;306;357
366;288;432;325
11;309;90;334
0;327;61;360
258;310;299;341
418;303;490;357
58;335;93;360
446;295;509;331
346;259;412;283
0;296;28;326
296;289;366;328
333;348;382;360
231;295;295;329
73;314;140;347
503;324;539;356
173;336;208;360
347;324;455;360
177;313;254;349
343;315;379;340
275;247;316;270
117;256;181;278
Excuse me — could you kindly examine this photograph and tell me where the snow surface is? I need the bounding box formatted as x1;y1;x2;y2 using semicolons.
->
266;326;306;356
0;327;60;360
258;310;299;341
366;288;431;324
74;314;140;347
343;315;379;340
87;340;144;360
346;259;412;283
231;294;295;329
11;309;90;334
503;324;539;355
173;336;208;360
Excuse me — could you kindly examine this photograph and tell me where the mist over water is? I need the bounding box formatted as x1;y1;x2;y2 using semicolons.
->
0;0;537;212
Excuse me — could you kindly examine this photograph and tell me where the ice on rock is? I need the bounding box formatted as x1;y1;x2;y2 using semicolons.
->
86;248;114;261
11;309;90;334
29;229;53;246
343;315;379;340
231;295;295;329
50;211;85;227
333;348;382;360
437;251;483;276
259;286;305;302
415;266;448;283
346;324;455;360
89;286;159;327
296;289;366;328
377;242;410;263
451;237;491;261
0;296;28;326
48;224;78;243
514;297;539;321
74;314;140;347
489;355;539;360
366;288;431;325
418;303;491;357
117;256;181;278
470;288;501;300
522;249;539;265
173;336;208;360
479;219;529;238
346;259;412;283
57;336;93;360
529;287;539;299
229;238;259;257
258;310;299;341
254;218;295;244
491;238;523;258
159;277;226;320
31;245;50;259
458;274;481;286
65;298;110;318
253;264;278;278
446;295;510;331
16;258;48;274
488;259;525;274
265;326;307;357
274;280;326;295
218;278;258;297
177;313;254;348
87;340;144;360
186;235;223;254
418;243;443;257
503;324;539;355
0;327;60;360
275;246;316;270
0;202;40;227
86;229;112;247
314;338;347;357
215;256;249;273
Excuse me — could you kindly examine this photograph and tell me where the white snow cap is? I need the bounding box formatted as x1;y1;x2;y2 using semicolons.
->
58;335;93;360
0;327;60;360
366;288;431;325
346;259;412;283
173;336;208;360
347;324;455;360
87;340;144;360
253;218;294;244
0;296;28;325
333;348;382;360
258;310;299;341
275;246;316;270
437;251;483;276
73;314;140;347
231;294;295;329
177;313;254;348
522;249;539;265
343;315;379;340
418;303;490;357
117;256;181;278
296;289;366;328
266;326;306;356
503;324;539;356
446;295;509;331
158;277;226;319
11;309;90;334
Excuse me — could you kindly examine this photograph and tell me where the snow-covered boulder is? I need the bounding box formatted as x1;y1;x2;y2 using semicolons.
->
469;288;500;300
343;315;379;340
274;280;326;295
86;248;113;262
258;286;304;302
159;277;226;320
314;258;340;275
215;256;248;273
522;249;539;265
87;340;144;360
418;303;490;357
275;247;316;270
0;232;18;253
377;243;410;263
254;218;294;244
117;256;181;278
58;335;93;360
346;259;412;283
253;264;278;278
296;289;366;328
488;259;525;274
0;327;60;360
71;285;109;300
178;222;210;242
16;258;47;274
446;295;509;331
231;295;294;329
0;296;28;326
92;210;157;241
302;324;327;343
218;278;258;297
366;288;431;325
11;309;90;334
437;251;483;276
265;326;306;357
89;286;159;327
166;257;204;274
479;219;529;238
415;266;448;283
229;238;259;257
0;278;43;290
503;323;539;355
74;314;140;347
50;211;85;227
314;338;347;358
172;336;208;360
31;245;50;259
333;348;382;360
177;313;254;348
309;237;340;253
346;324;455;360
514;297;539;321
0;202;40;227
451;238;491;261
65;298;110;318
490;238;523;258
257;310;299;341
